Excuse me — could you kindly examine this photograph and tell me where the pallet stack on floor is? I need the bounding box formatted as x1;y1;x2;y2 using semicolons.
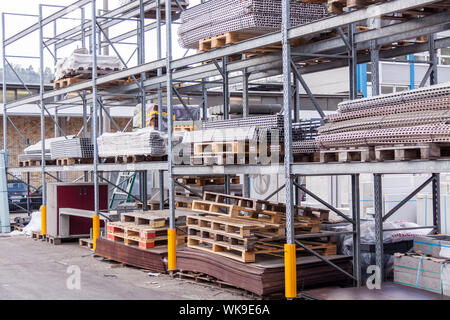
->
106;210;190;250
186;192;336;263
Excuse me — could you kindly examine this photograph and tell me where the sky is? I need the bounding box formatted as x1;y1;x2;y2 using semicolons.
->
1;0;201;75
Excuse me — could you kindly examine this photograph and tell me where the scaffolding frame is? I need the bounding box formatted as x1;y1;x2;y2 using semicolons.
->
1;0;450;296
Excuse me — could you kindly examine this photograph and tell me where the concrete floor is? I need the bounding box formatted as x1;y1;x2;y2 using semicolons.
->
0;234;250;300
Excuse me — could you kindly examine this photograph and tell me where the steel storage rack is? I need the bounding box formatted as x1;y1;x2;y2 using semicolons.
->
1;0;450;298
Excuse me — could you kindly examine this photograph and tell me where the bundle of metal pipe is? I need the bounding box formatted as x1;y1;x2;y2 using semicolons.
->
178;0;327;49
50;138;94;159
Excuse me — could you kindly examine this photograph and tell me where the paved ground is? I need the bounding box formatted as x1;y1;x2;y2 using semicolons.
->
0;234;250;300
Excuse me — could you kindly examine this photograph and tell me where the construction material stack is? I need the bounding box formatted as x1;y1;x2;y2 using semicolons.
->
178;0;327;50
106;209;191;250
316;82;450;162
53;48;124;89
50;137;94;165
186;192;335;263
394;235;450;296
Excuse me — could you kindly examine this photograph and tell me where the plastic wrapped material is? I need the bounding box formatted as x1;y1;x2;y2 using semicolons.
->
97;127;167;157
22;211;41;236
24;136;75;155
133;103;200;131
341;220;432;280
54;48;124;80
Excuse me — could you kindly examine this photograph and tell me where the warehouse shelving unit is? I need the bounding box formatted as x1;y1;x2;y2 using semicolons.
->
2;0;450;297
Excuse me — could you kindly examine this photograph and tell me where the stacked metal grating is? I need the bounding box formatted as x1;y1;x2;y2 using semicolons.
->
178;0;327;49
316;82;450;149
50;138;94;159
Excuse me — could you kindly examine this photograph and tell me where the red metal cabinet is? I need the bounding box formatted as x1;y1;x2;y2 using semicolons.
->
47;183;108;237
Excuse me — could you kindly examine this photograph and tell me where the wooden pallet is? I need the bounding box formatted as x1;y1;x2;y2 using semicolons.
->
188;227;258;251
203;192;283;213
293;152;321;163
191;200;284;225
56;157;93;166
114;154;167;164
136;200;163;210
187;215;268;238
180;176;240;186
174;124;195;132
320;146;375;163
199;31;306;54
374;143;450;161
108;232;186;249
190;153;252;166
53;76;127;90
188;235;336;263
79;238;94;249
31;231;45;240
19;159;57;167
121;212;167;228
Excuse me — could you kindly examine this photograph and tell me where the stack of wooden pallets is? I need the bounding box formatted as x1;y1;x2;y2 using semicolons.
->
174;176;241;209
186;192;336;263
106;210;190;250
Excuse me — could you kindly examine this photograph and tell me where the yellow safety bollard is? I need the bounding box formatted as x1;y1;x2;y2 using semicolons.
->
167;228;177;271
284;243;297;299
40;205;47;236
93;215;100;250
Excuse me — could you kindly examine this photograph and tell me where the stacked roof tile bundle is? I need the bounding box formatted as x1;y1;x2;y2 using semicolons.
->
316;82;450;149
178;0;327;49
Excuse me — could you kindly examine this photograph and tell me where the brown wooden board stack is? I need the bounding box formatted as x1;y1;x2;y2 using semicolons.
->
94;237;169;273
177;247;352;296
